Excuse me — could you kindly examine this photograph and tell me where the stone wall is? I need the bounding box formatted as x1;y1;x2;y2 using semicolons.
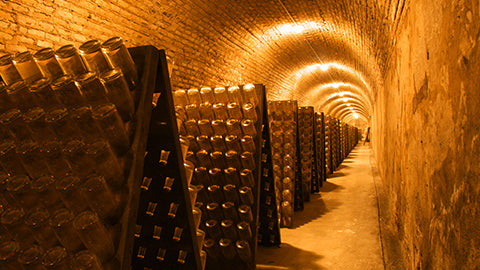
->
373;1;480;268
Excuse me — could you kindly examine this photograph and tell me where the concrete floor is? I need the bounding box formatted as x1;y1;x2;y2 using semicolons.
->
256;144;385;270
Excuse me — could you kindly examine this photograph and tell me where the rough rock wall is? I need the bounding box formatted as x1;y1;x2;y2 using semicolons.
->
373;1;480;268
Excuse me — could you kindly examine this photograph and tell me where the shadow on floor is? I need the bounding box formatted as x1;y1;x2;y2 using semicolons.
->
257;243;328;270
319;180;344;193
289;194;342;229
336;164;349;170
327;171;345;178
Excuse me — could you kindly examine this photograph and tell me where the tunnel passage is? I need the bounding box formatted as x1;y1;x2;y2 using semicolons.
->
1;0;480;269
0;0;389;128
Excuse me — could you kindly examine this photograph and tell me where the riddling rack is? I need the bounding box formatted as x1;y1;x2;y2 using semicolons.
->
333;119;341;169
0;39;156;270
340;123;346;160
313;112;326;190
330;118;339;172
132;49;204;270
339;123;359;161
298;106;314;202
324;115;333;175
172;84;265;270
320;115;360;177
258;96;281;247
268;100;300;227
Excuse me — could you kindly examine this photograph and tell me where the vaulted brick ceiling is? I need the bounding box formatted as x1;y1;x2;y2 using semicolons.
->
160;0;405;127
1;0;407;127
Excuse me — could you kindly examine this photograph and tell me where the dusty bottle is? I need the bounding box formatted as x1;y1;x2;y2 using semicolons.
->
82;175;119;220
242;84;258;105
227;86;243;104
25;207;59;249
219;238;236;259
199;87;215;103
213;87;228;103
13;51;43;84
51;75;86;108
33;47;64;81
73;211;115;262
91;103;129;155
0;241;23;270
55;44;88;78
0;54;22;86
75;72;109;105
236;240;252;262
102;37;138;89
173;89;188;107
23;107;57;143
29;78;62;111
7;81;38;112
187;88;202;105
101;68;135;122
79;39;111;75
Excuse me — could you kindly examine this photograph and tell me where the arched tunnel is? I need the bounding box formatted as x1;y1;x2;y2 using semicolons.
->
1;0;479;269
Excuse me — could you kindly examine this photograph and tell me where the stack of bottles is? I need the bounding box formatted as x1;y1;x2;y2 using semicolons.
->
183;137;208;269
339;123;359;161
173;84;260;267
134;136;207;269
0;37;139;269
297;106;314;201
332;118;340;171
346;125;360;154
268;100;297;228
257;97;281;247
340;123;346;161
314;112;326;189
324;115;333;175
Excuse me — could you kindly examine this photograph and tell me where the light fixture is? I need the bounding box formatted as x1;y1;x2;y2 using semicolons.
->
277;24;305;34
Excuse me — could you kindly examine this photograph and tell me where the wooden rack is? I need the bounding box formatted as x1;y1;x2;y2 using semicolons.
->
131;49;203;270
258;94;281;247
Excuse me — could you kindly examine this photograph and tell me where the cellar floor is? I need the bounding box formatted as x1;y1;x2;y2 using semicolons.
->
256;144;385;270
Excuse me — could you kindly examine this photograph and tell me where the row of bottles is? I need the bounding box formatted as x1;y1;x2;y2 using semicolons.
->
257;98;281;246
0;37;143;270
314;112;326;189
297;107;314;202
172;84;262;270
268;100;298;228
132;48;205;270
320;114;360;176
324;115;333;174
